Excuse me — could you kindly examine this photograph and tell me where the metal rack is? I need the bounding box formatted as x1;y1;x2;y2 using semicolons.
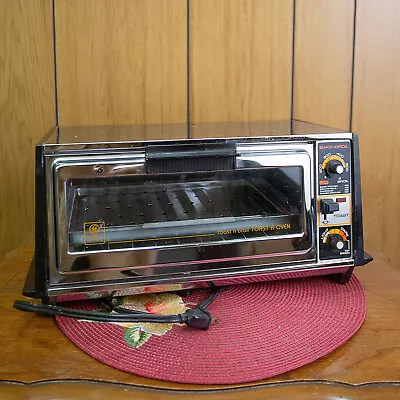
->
68;179;299;251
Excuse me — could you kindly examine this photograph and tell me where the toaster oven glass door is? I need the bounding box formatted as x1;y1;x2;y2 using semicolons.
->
53;146;314;275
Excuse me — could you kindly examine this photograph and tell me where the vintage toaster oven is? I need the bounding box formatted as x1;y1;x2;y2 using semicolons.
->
23;121;372;302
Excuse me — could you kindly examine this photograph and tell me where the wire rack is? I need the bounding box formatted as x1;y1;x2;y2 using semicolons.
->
68;179;297;251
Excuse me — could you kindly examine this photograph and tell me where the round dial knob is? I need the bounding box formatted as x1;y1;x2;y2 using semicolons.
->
326;160;344;176
326;234;345;252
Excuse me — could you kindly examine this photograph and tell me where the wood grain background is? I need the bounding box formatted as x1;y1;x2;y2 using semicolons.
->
294;0;354;130
1;0;400;270
352;0;400;269
0;0;55;262
190;0;293;123
55;0;187;125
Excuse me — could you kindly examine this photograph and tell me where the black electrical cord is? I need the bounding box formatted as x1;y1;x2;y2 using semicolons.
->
13;286;225;330
197;287;221;310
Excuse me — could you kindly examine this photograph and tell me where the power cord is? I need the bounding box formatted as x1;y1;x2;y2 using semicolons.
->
13;286;225;330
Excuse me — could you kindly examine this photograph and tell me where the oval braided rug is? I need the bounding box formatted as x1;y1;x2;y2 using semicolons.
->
56;275;366;384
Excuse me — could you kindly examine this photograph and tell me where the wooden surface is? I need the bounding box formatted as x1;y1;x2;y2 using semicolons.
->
293;0;354;130
352;0;400;270
0;1;55;264
55;0;187;125
190;0;293;123
0;245;399;399
1;381;399;400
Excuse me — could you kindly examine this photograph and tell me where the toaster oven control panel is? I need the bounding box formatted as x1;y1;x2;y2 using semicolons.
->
317;141;352;261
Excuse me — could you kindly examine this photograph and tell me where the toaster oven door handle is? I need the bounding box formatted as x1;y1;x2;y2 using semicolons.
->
145;143;237;173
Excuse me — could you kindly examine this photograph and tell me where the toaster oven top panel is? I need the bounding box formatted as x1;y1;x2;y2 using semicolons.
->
41;120;347;148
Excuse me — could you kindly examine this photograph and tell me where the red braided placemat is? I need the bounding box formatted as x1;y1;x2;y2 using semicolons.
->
56;275;366;384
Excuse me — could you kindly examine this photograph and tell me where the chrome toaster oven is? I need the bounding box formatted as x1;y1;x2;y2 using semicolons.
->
23;121;372;302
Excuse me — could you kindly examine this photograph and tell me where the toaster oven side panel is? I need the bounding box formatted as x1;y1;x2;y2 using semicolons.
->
23;145;49;299
352;133;372;266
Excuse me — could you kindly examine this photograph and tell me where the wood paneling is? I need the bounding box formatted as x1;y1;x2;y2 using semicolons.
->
0;0;55;263
353;0;400;267
55;0;187;126
190;0;293;125
294;0;354;130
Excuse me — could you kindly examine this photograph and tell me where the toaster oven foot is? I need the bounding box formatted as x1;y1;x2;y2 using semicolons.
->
330;266;355;285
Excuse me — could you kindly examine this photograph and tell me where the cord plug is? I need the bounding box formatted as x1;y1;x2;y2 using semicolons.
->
183;308;212;330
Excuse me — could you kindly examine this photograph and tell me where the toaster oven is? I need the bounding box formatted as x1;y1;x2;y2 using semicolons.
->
23;120;372;302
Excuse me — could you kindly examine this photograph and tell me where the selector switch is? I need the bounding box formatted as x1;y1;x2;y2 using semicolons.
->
326;160;344;176
320;198;339;219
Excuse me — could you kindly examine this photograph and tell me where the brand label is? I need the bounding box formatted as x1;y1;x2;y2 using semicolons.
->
84;221;106;245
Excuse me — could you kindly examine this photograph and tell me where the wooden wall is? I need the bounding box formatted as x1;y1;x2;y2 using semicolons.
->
190;0;293;123
55;0;187;125
352;0;400;268
294;0;354;130
1;0;400;270
0;0;55;262
55;0;294;126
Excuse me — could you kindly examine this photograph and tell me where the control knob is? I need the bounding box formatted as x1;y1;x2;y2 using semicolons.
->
326;160;344;176
326;233;346;252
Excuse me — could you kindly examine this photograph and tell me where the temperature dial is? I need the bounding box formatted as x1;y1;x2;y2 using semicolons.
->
322;228;349;253
322;155;346;177
326;160;344;176
326;234;345;251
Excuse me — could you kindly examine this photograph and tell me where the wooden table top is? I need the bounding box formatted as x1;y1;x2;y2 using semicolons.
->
0;245;399;399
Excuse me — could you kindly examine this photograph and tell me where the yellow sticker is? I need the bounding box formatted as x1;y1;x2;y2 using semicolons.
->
84;221;106;246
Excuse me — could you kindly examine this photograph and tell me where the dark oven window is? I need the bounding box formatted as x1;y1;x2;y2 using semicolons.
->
65;167;305;253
